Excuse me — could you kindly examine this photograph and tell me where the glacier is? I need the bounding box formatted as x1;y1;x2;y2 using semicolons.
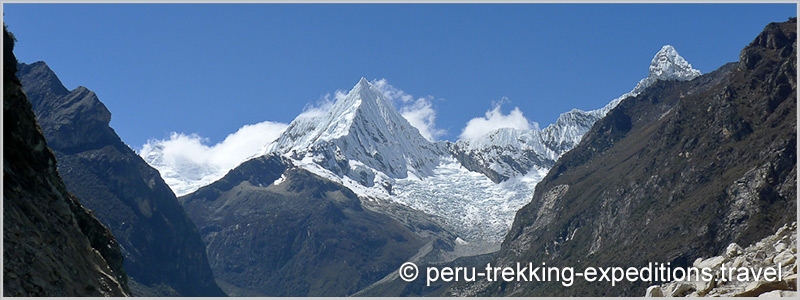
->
141;45;701;251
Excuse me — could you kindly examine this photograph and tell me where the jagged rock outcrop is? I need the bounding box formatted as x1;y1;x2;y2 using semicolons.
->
17;61;225;296
646;222;796;297
455;18;796;297
3;25;128;297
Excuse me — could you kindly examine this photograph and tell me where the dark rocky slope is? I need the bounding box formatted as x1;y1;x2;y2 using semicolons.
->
17;62;225;296
3;26;128;296
180;154;455;296
456;18;797;296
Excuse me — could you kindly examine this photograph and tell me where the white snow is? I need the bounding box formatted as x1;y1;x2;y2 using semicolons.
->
139;45;701;249
261;77;445;181
456;45;702;180
272;174;286;186
391;157;548;246
139;121;288;196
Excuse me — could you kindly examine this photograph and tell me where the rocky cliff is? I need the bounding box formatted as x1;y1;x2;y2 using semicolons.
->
3;25;128;297
456;18;797;296
17;61;225;296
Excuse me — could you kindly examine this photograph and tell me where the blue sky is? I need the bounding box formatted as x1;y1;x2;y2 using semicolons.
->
4;3;796;147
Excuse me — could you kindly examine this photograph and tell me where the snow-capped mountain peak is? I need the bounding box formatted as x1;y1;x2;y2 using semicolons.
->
453;45;703;185
627;45;701;97
263;77;444;185
598;45;701;115
649;45;702;80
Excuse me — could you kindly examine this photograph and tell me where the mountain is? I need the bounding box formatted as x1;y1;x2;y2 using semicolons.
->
17;61;225;296
164;47;702;254
450;45;702;184
253;79;544;247
179;154;457;296
456;18;796;297
3;26;128;296
262;77;445;186
139;141;225;197
173;51;706;296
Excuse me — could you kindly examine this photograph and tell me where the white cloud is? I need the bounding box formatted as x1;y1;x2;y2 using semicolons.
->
400;98;445;142
371;78;445;141
459;99;538;142
296;91;344;120
139;120;288;196
372;78;415;103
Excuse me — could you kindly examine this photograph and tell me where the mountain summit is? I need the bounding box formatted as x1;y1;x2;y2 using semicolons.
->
649;45;702;80
461;19;796;297
625;45;702;101
264;77;443;186
452;45;702;183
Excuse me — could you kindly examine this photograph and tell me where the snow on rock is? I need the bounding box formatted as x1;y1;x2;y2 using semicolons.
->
391;158;548;247
262;77;445;181
141;46;702;249
272;174;286;186
256;77;547;246
140;142;224;196
598;45;701;116
455;45;702;183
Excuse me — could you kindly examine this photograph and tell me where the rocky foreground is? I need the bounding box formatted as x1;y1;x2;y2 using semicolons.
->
646;222;797;297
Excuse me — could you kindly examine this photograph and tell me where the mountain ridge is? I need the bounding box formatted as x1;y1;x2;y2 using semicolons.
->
263;77;444;184
453;17;796;297
17;61;226;297
141;44;704;248
449;44;701;183
3;26;128;297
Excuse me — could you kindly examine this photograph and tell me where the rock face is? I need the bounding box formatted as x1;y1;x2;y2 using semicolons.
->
645;222;797;297
3;26;128;296
17;61;225;296
457;18;796;296
180;154;455;296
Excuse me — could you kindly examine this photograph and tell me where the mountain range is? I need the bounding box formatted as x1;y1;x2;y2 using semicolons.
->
145;44;703;253
4;16;795;297
168;40;706;296
453;17;796;297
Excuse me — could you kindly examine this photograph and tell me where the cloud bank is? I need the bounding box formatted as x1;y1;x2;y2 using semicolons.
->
459;99;538;142
139;120;288;196
372;78;446;142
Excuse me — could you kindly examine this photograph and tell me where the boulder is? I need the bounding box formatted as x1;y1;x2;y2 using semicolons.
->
670;282;695;297
773;250;796;266
695;256;726;270
645;285;663;297
735;280;789;297
758;290;797;297
726;243;744;258
774;242;787;253
783;274;797;290
731;256;747;269
694;277;716;296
